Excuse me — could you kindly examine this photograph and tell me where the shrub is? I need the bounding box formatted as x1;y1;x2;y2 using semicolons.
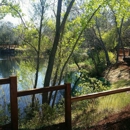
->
19;103;57;129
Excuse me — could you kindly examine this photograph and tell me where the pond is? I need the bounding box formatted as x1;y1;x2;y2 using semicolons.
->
0;54;67;120
0;56;59;116
0;54;47;86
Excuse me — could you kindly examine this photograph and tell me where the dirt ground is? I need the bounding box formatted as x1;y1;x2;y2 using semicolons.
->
104;61;130;83
87;105;130;130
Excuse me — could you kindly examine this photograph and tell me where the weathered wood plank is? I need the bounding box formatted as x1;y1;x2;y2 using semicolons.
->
0;78;10;85
17;85;66;97
71;87;130;102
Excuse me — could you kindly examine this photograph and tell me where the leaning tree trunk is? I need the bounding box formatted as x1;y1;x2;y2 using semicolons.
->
95;18;111;66
43;0;75;104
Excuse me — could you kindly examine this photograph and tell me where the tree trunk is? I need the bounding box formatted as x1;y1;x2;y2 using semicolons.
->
94;18;111;66
110;7;125;62
32;2;45;106
114;17;125;63
43;0;75;103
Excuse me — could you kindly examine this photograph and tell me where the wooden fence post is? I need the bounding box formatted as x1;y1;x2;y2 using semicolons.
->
10;76;18;130
65;83;72;130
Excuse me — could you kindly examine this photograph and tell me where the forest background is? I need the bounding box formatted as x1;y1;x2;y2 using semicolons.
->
0;0;130;129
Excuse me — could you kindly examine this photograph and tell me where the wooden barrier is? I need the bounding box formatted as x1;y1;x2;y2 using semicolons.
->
0;76;72;130
17;83;72;130
1;76;130;130
71;87;130;102
0;77;10;85
65;83;71;130
118;48;130;56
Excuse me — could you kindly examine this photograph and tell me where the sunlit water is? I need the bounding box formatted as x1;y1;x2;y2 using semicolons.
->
0;55;65;117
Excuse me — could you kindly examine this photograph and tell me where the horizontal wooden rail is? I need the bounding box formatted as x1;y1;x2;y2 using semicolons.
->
17;85;66;97
71;87;130;102
0;77;10;85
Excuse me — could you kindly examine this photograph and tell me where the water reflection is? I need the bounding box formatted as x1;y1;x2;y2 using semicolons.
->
0;54;47;121
0;55;76;122
0;55;19;78
0;55;46;86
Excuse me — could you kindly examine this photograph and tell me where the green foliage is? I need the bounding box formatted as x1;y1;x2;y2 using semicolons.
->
99;51;115;64
0;22;19;45
0;1;22;19
0;104;10;125
108;51;116;63
1;0;130;129
85;59;97;76
19;100;65;129
108;0;130;27
86;50;107;76
99;51;106;62
74;69;108;96
102;28;117;50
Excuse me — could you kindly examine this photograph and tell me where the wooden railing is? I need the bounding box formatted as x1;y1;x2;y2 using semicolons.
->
17;83;71;130
71;87;130;102
0;76;71;130
0;76;130;130
118;48;130;56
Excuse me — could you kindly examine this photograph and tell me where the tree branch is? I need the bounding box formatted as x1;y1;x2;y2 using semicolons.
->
58;5;101;85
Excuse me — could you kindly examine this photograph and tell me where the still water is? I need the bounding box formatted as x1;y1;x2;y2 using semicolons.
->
0;55;48;115
0;55;65;118
0;55;45;87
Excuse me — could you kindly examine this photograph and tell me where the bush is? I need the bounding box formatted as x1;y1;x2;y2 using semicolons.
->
19;103;57;129
74;69;108;96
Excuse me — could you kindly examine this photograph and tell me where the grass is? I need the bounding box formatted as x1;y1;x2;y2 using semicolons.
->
97;92;130;117
111;79;130;89
71;93;130;129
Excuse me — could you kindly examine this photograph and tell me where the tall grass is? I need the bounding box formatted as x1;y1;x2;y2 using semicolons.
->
112;79;130;89
72;90;130;129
